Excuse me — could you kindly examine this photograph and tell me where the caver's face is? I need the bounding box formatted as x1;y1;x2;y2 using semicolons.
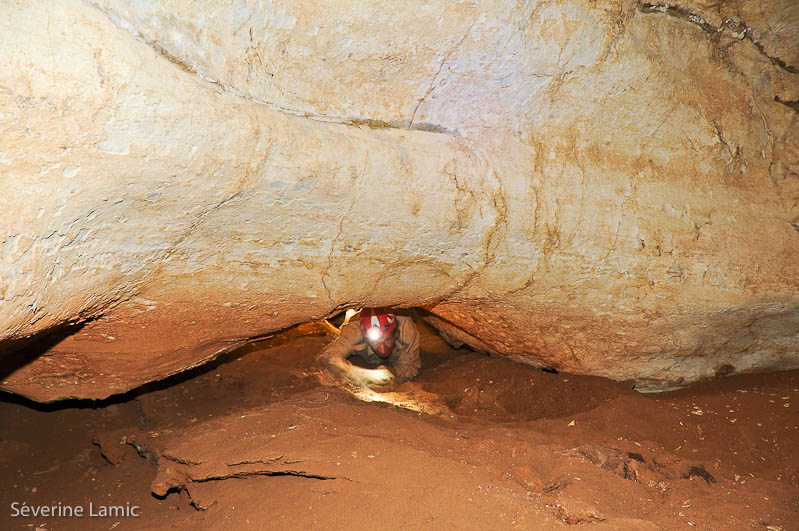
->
369;331;396;358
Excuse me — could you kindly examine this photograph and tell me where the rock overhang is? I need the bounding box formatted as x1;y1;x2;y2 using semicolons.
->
0;0;797;401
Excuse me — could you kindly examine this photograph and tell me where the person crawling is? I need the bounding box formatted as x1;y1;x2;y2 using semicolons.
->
316;307;420;390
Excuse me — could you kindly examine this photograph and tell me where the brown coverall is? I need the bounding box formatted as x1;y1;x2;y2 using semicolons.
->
317;313;421;383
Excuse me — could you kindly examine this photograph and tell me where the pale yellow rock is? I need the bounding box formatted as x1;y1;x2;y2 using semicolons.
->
0;0;796;400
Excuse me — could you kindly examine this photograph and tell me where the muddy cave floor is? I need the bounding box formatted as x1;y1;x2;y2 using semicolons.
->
0;322;797;530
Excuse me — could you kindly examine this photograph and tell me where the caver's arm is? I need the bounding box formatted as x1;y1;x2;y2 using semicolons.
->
317;321;394;389
316;320;363;374
391;317;421;383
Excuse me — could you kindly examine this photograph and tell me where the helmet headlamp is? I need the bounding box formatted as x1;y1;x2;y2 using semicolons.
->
366;327;383;342
360;308;397;342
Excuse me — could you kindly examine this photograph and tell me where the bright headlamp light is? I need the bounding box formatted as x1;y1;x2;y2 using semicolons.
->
366;327;383;341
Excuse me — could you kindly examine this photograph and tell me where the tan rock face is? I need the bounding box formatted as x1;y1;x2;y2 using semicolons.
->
1;0;797;401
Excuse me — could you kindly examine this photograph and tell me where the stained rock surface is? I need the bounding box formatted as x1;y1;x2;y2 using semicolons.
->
1;0;797;400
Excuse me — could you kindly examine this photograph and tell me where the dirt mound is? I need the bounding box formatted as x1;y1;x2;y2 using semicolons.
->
419;354;636;421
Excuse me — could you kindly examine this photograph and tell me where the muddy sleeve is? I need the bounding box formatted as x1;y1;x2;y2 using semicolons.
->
316;321;363;369
392;317;421;383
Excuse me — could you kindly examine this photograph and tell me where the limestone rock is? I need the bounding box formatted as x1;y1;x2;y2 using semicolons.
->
0;0;797;400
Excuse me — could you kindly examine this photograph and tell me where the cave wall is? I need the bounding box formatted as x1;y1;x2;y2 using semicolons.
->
1;0;797;400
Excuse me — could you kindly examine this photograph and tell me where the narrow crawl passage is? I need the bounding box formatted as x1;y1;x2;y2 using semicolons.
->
320;310;632;419
0;320;797;529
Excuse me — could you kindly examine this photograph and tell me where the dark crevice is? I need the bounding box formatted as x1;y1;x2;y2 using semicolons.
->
183;472;347;511
638;3;714;32
227;458;285;467
151;486;182;500
325;309;351;329
750;40;799;75
0;320;92;382
150;40;198;75
627;452;645;463
0;320;324;409
637;2;799;75
127;439;159;464
194;470;341;482
162;454;203;466
346;117;457;136
683;464;716;484
775;96;799;112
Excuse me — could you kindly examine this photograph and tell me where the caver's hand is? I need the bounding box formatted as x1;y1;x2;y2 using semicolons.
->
344;365;395;391
375;365;397;382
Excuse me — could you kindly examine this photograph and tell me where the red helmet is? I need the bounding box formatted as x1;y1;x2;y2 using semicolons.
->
360;307;397;342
